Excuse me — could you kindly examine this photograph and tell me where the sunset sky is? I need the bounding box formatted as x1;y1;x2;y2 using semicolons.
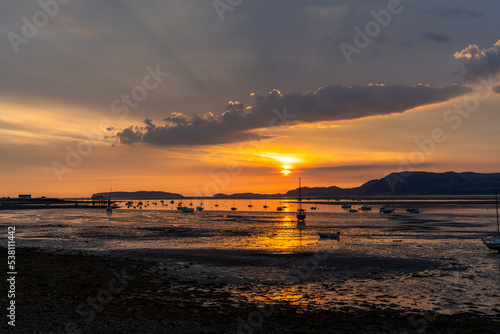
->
1;1;500;197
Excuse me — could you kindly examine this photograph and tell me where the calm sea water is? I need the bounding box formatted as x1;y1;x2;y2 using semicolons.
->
1;199;499;315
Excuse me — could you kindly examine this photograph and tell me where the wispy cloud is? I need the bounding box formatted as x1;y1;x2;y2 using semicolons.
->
421;32;451;43
430;7;483;19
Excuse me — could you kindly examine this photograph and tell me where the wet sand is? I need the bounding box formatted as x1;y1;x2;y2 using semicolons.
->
2;247;499;333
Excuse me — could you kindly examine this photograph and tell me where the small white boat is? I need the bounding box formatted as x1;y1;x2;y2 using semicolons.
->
170;200;174;204
483;192;500;252
318;232;341;239
380;194;396;213
483;238;500;251
361;205;372;211
349;208;358;213
408;207;421;214
196;205;204;211
181;207;194;213
341;204;351;209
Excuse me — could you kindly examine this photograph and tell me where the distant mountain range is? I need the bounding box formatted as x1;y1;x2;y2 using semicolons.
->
91;191;182;199
216;171;500;198
284;171;500;197
92;171;500;199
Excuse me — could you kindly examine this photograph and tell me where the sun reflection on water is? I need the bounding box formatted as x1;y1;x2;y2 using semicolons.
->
252;217;314;253
253;287;306;305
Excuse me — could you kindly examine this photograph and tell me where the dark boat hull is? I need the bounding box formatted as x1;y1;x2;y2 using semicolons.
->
318;233;340;239
484;240;500;251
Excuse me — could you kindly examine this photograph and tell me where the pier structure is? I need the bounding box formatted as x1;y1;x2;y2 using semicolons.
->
0;197;113;210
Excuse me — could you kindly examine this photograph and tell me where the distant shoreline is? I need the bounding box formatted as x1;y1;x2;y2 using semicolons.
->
0;196;497;211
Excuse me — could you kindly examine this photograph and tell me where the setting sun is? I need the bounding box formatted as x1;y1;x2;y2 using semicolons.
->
281;169;292;176
258;154;303;178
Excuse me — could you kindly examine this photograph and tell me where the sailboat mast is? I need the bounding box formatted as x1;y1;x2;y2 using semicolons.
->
299;177;302;210
496;191;499;238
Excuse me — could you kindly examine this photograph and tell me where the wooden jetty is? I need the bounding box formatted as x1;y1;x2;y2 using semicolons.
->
0;197;115;210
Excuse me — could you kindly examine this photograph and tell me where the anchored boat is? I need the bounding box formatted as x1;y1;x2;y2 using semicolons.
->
318;232;341;239
296;177;306;221
483;192;500;252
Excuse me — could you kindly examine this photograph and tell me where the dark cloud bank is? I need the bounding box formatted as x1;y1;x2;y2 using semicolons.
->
454;40;500;82
116;83;469;147
116;39;500;148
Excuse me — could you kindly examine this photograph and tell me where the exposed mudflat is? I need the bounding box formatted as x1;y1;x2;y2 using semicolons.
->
1;202;500;332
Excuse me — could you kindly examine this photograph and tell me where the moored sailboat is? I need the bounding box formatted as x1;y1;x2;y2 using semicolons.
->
483;191;500;252
296;177;306;221
380;190;396;213
106;188;113;212
379;206;395;213
318;232;341;239
361;204;372;211
196;194;204;211
277;197;283;211
407;207;421;214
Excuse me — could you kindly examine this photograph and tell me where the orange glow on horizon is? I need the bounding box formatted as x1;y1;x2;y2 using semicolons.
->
2;94;500;198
